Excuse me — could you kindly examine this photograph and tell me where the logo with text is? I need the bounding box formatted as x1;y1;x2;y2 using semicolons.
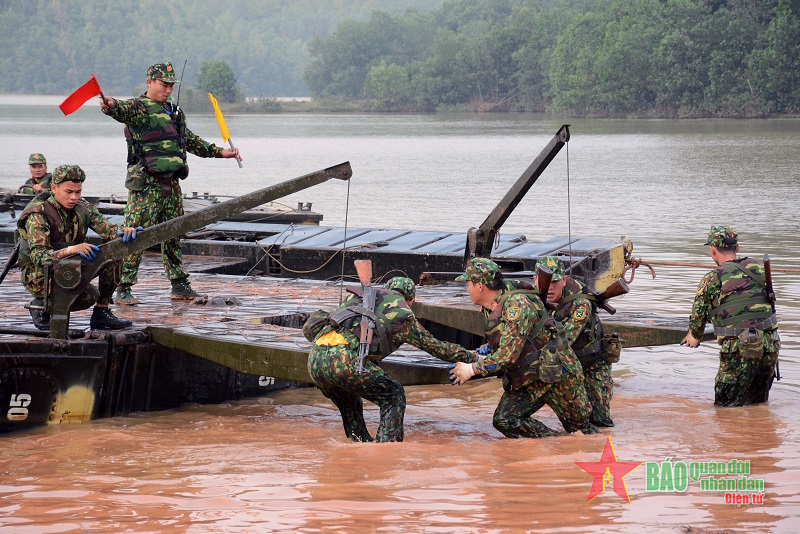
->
646;457;765;506
575;437;642;502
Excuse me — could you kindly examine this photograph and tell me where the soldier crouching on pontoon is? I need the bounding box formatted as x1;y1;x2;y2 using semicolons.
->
16;164;140;331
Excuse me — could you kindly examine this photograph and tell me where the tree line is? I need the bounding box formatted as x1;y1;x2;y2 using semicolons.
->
304;0;800;117
3;0;798;117
0;0;440;99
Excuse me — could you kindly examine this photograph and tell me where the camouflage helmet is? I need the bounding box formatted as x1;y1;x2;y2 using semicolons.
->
51;164;86;184
456;257;501;285
534;256;566;281
704;225;738;247
385;276;416;301
28;153;46;165
147;62;180;84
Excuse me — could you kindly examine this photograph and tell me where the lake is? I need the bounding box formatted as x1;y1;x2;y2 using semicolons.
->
0;96;798;532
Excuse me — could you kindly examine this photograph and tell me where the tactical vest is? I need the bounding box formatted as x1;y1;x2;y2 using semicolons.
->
484;281;553;387
124;97;188;179
16;194;92;267
328;288;414;359
554;277;603;364
709;258;777;336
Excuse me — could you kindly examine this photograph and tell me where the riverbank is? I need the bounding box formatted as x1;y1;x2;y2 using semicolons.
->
5;93;799;118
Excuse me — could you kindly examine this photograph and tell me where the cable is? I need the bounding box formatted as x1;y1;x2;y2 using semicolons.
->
339;178;352;305
565;138;573;276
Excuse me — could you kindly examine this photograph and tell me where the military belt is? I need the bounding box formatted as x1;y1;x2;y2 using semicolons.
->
574;338;603;365
715;314;777;337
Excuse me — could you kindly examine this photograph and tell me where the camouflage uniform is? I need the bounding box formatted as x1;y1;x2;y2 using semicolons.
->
102;63;224;289
19;153;51;195
457;258;596;438
305;278;474;442
688;226;780;406
536;256;614;427
17;165;121;311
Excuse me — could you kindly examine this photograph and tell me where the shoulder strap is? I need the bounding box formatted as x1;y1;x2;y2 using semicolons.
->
730;260;766;288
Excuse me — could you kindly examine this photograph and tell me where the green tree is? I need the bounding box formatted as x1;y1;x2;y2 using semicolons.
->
510;4;572;112
549;11;606;116
410;30;474;110
748;0;800;113
197;59;242;103
364;61;412;109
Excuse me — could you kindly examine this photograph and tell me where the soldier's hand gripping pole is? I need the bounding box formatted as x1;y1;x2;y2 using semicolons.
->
354;259;376;373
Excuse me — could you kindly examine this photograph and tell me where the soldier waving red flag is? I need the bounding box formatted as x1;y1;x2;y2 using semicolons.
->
59;75;104;115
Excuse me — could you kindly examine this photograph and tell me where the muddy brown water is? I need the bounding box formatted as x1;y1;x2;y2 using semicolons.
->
0;101;798;532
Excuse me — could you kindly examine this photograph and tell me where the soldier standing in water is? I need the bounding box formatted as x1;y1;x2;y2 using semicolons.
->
681;225;780;406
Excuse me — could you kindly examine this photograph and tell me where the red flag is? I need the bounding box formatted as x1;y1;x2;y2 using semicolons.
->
59;74;103;116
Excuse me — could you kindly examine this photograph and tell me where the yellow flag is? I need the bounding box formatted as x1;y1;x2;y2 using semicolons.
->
208;92;230;143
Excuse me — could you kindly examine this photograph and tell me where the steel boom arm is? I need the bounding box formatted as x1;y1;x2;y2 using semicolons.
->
465;125;569;261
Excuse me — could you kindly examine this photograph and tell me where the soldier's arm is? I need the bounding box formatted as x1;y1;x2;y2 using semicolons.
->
101;98;148;128
185;127;224;158
18;179;35;195
395;317;476;363
687;271;719;339
561;298;592;345
24;213;56;264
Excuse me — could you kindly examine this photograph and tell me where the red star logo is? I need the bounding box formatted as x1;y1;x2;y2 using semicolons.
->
575;437;641;502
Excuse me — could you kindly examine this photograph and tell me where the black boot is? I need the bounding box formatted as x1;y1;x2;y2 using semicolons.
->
90;307;132;330
29;298;50;331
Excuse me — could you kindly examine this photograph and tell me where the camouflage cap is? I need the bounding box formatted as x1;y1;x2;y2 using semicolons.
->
456;257;501;284
704;225;738;247
28;153;46;165
51;164;86;184
385;276;416;301
147;62;180;84
534;256;566;281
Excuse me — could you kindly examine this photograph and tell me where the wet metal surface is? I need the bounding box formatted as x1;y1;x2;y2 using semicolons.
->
0;205;626;290
0;250;455;386
1;246;693;388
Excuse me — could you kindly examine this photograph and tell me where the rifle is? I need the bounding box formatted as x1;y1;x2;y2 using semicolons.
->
536;265;556;310
591;278;629;315
354;259;376;373
763;254;776;311
0;242;20;286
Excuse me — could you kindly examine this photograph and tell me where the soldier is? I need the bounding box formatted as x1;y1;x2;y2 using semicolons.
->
680;225;780;406
17;165;139;330
18;153;52;195
303;276;477;442
535;256;615;427
99;62;241;305
449;257;597;438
